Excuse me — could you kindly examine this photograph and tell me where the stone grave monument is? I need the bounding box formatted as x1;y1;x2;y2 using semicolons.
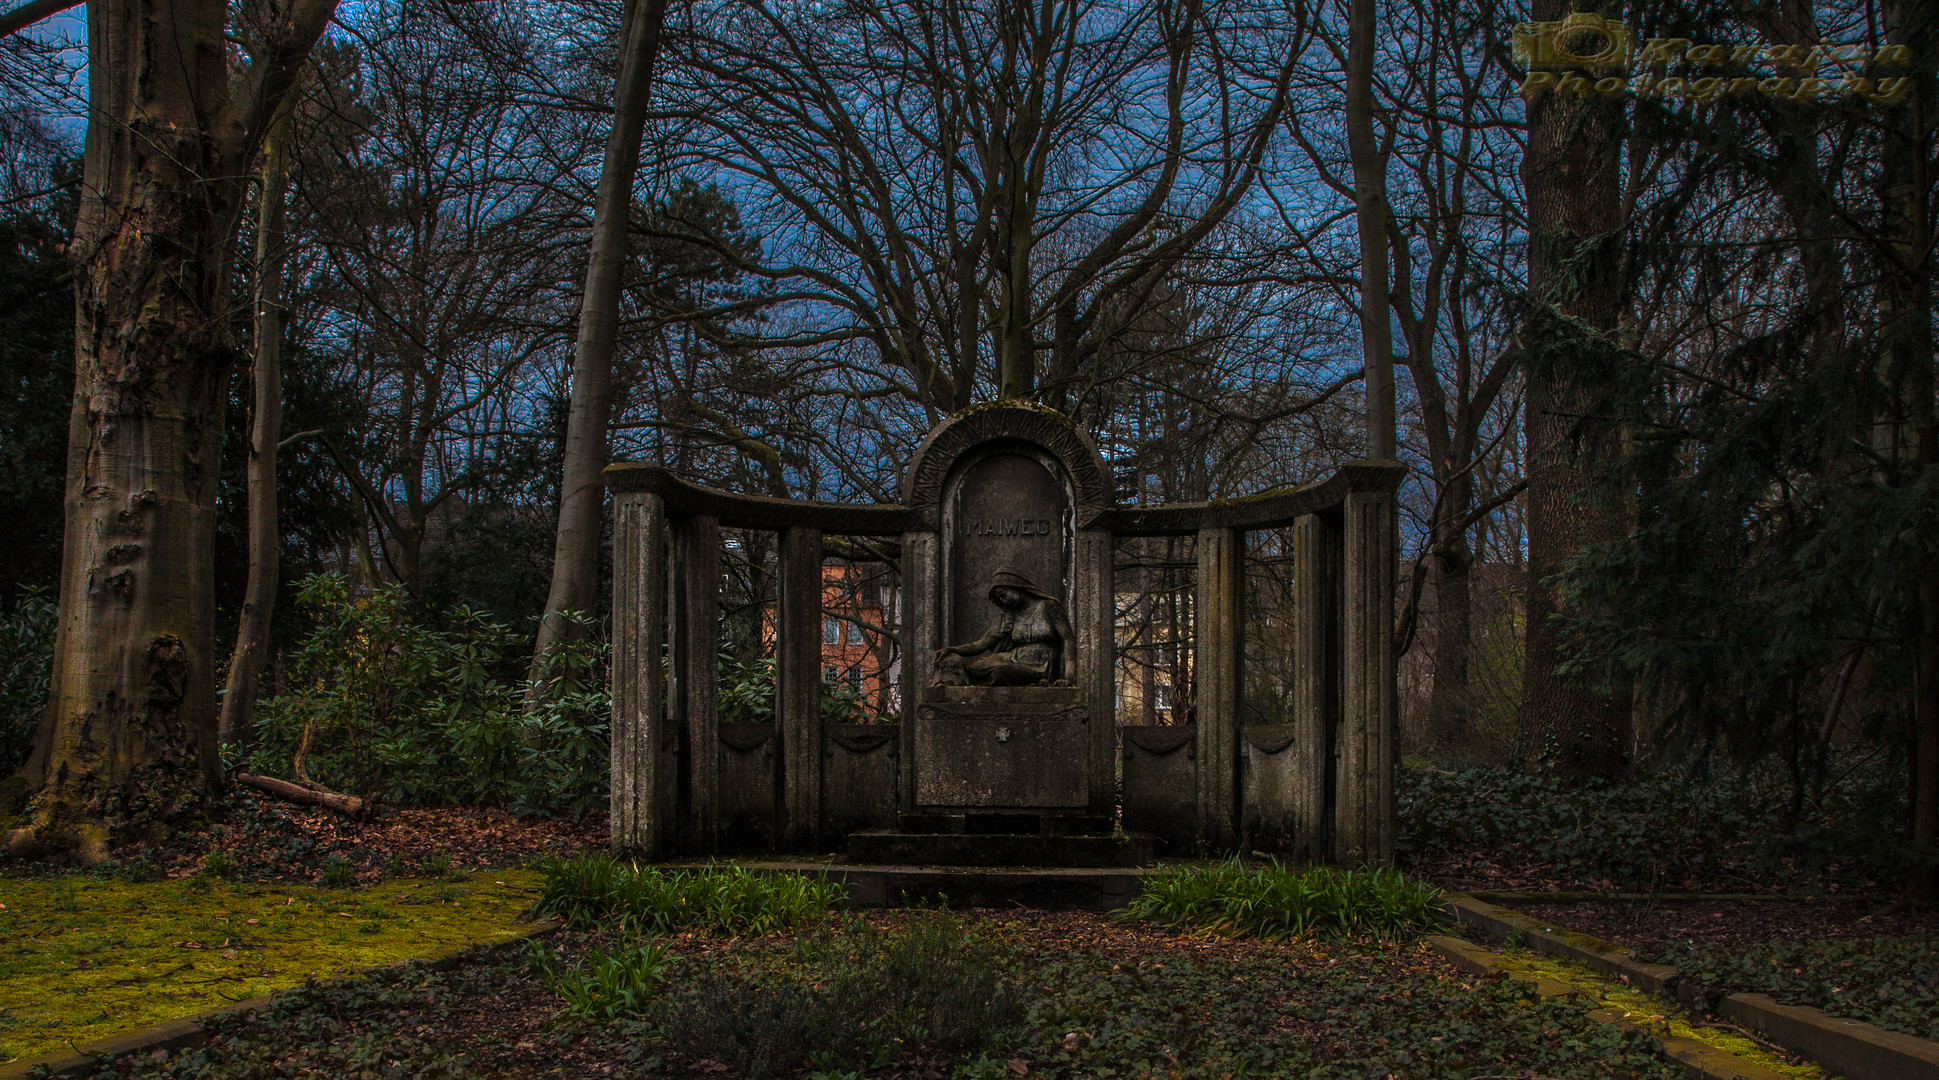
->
603;402;1401;868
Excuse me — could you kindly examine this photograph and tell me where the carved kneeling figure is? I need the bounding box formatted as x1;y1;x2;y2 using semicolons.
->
934;569;1075;687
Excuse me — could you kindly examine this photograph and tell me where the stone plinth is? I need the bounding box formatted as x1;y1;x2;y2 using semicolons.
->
846;830;1156;868
914;686;1088;811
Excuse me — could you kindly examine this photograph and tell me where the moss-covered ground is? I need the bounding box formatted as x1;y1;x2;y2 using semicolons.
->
0;868;547;1065
1482;946;1825;1079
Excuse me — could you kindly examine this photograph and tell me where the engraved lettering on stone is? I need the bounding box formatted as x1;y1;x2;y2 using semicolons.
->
964;517;1054;537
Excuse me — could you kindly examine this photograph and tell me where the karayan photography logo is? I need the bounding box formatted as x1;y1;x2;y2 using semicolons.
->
1512;13;1916;104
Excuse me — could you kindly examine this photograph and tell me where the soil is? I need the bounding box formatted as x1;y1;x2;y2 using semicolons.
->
1510;897;1939;959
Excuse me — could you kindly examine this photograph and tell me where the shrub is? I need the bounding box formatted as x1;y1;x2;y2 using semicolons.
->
529;857;845;936
0;586;55;775
662;909;1021;1079
1119;859;1443;942
250;575;608;816
719;654;867;725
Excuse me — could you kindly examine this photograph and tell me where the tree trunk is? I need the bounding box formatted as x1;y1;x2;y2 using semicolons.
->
1345;0;1394;460
219;104;295;750
1518;0;1632;780
1430;473;1475;744
7;0;334;862
532;0;672;678
1879;0;1935;906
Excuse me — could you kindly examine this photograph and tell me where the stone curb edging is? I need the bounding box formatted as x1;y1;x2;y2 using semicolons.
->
1445;895;1939;1080
0;923;559;1080
1718;994;1939;1080
1426;933;1793;1080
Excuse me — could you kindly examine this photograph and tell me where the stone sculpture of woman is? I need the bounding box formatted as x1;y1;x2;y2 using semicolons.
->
933;569;1076;686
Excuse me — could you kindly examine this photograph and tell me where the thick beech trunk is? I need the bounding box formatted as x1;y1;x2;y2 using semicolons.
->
219;108;294;750
7;0;333;861
531;0;671;677
1519;0;1632;779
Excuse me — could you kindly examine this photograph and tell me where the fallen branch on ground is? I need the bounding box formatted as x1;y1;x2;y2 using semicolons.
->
235;773;366;818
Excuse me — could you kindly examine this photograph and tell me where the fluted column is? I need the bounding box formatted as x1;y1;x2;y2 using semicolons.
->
610;492;668;856
778;526;823;849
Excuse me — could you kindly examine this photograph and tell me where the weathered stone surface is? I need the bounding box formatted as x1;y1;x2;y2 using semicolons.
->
611;492;668;856
822;723;899;841
914;687;1090;809
900;403;1113;530
944;452;1070;647
778;526;822;848
1291;510;1339;862
1121;725;1196;854
1335;491;1395;865
1241;724;1299;853
1196;526;1243;851
846;830;1155;867
677;514;720;853
718;722;776;851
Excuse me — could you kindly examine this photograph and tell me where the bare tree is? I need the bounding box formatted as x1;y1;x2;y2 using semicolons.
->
10;0;337;861
664;0;1312;422
532;0;672;675
295;0;590;594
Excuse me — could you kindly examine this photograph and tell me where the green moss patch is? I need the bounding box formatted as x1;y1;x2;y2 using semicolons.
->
0;869;547;1064
1486;947;1825;1079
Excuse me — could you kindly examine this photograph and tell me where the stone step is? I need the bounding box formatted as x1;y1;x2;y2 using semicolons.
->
846;830;1157;869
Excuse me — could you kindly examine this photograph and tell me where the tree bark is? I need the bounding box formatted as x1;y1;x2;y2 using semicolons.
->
219;102;295;750
1878;0;1936;907
1518;0;1632;780
531;0;671;677
1430;471;1474;743
8;0;335;862
1345;0;1394;460
235;773;364;818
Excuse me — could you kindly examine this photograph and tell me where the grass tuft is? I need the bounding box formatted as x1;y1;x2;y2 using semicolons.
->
528;857;845;936
1119;858;1442;942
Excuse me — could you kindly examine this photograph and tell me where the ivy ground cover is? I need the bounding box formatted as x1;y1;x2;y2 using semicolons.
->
76;908;1678;1080
1661;936;1939;1043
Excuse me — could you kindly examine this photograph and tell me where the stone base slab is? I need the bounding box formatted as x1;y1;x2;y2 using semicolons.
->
846;830;1155;868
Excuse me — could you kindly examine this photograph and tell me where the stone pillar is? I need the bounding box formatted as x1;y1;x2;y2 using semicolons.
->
610;492;668;856
778;526;823;850
1291;510;1339;862
1195;526;1243;853
1335;489;1396;865
898;530;939;814
677;514;721;853
1076;527;1116;820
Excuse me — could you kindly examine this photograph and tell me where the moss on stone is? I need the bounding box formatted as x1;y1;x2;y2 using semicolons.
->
0;868;547;1064
1488;948;1825;1080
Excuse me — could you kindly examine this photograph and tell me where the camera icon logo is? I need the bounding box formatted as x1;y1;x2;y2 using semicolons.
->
1513;13;1635;72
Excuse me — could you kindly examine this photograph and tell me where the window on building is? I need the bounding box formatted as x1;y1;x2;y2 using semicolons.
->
823;616;839;645
847;666;863;689
822;666;839;684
